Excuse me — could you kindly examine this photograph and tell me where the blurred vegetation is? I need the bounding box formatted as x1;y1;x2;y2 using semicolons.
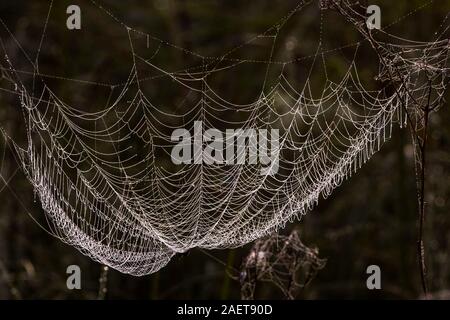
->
0;0;449;299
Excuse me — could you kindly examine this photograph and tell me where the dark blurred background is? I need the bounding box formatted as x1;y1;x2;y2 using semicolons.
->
0;0;449;299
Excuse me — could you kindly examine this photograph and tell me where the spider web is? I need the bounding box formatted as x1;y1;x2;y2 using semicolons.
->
0;0;448;275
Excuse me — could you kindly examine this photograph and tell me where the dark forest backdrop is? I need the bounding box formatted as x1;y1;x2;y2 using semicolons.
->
0;0;449;299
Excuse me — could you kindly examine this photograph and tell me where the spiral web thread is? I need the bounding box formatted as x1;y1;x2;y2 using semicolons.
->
0;0;449;275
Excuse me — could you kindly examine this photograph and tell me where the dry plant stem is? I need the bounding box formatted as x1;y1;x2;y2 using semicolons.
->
98;265;109;300
414;81;432;297
0;259;21;299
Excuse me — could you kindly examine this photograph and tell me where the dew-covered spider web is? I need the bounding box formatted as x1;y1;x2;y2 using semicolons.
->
240;230;326;300
0;0;449;275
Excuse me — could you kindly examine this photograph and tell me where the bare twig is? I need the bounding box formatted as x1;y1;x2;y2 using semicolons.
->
412;79;433;297
97;265;109;300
